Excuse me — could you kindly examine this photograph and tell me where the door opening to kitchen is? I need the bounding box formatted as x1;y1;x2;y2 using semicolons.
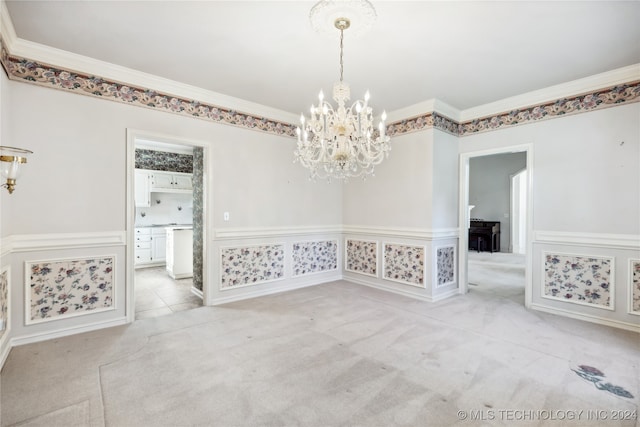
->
131;135;205;320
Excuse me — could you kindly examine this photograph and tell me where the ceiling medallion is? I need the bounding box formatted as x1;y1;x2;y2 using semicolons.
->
296;0;390;181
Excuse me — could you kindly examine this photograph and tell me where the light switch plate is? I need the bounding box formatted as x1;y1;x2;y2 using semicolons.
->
223;212;230;221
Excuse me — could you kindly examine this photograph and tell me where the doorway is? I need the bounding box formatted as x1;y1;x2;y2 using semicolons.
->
458;145;532;307
126;130;210;322
510;169;527;255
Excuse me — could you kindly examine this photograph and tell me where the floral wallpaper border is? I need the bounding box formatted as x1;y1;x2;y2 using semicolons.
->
345;239;378;278
292;240;338;277
1;37;638;140
435;245;456;288
630;259;640;315
0;267;9;340
542;252;614;310
387;82;640;137
26;256;116;325
387;112;459;137
220;244;285;290
383;243;425;288
0;39;297;138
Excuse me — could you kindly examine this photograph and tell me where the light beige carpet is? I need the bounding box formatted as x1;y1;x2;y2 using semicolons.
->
2;280;638;426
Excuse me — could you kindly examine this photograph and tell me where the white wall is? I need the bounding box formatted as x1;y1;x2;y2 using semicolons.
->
3;80;342;343
342;130;435;229
431;130;459;230
469;152;527;252
0;63;11;239
460;103;640;329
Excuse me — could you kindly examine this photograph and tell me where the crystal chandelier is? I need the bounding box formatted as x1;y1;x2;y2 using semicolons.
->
295;2;390;181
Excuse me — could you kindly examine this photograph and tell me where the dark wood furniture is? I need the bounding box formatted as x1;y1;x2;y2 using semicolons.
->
469;220;500;253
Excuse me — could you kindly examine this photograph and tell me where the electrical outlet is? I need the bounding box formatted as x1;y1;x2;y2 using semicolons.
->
224;212;230;221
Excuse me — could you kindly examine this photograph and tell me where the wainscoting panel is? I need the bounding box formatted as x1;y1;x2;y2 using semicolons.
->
210;227;342;305
542;252;614;311
531;233;639;332
1;232;127;363
435;245;456;288
344;239;378;278
292;240;338;277
26;256;116;325
220;244;285;290
0;267;8;341
630;259;640;315
382;243;426;288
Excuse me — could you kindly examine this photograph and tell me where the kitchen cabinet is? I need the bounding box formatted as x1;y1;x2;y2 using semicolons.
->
134;227;167;267
150;171;192;191
151;229;167;263
166;227;193;279
134;169;151;207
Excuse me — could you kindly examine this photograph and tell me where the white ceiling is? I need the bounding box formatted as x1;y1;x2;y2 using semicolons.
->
5;1;640;117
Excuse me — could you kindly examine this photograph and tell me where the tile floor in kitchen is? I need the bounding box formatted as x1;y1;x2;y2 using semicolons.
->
135;266;203;320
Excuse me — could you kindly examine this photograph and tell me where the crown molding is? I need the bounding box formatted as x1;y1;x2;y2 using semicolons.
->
460;64;640;122
387;98;460;123
0;1;16;49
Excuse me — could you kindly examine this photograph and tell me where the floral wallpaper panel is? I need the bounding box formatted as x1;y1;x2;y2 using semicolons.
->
543;253;613;310
0;269;8;339
192;147;204;291
292;240;338;277
631;259;640;314
345;240;378;277
220;245;285;290
383;243;425;288
135;149;193;173
436;246;456;287
28;257;115;324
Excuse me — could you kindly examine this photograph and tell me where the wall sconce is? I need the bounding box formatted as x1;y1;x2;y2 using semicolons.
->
0;146;33;194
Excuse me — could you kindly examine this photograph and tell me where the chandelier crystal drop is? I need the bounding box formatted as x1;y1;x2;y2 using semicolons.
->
295;8;390;181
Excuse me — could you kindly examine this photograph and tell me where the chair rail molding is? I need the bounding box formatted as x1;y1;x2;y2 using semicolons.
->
213;225;343;240
343;225;459;240
534;230;640;250
3;231;127;253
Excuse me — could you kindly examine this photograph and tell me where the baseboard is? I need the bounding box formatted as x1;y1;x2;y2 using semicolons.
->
0;334;11;370
432;287;460;302
530;303;640;333
344;275;435;302
191;287;203;299
10;317;128;347
209;274;341;306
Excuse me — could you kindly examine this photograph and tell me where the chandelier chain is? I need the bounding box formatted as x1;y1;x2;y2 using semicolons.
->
339;28;344;82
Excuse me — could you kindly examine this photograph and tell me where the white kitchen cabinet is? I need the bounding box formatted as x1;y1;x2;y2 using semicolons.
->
150;171;192;191
135;227;167;267
166;227;193;279
151;228;167;263
134;169;151;207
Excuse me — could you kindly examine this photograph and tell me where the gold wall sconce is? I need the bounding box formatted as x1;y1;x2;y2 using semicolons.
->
0;146;33;194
